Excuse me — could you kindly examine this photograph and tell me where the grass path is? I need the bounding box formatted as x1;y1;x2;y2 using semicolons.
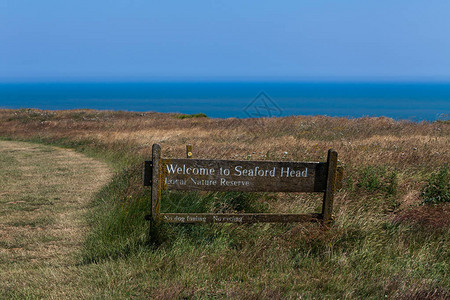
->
0;141;112;298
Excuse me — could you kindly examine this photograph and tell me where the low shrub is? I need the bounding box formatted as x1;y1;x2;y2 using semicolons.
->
421;164;449;204
356;166;398;196
174;113;208;119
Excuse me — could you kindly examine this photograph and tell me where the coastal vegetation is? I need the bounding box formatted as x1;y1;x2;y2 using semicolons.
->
0;108;449;299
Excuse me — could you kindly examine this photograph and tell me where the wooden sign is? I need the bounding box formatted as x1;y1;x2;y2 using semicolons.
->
157;159;328;192
144;144;341;225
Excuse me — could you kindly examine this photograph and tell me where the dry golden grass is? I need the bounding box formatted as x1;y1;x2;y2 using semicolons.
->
0;109;448;299
1;109;447;165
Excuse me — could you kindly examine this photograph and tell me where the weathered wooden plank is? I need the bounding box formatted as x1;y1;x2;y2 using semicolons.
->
160;213;322;223
160;158;327;192
322;149;338;224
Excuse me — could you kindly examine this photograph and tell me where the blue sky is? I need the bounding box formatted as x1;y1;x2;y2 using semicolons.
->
1;0;450;82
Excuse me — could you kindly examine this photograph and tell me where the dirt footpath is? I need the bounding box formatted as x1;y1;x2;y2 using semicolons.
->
0;141;112;298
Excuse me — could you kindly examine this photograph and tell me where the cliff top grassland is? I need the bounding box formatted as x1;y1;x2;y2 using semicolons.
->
0;108;449;299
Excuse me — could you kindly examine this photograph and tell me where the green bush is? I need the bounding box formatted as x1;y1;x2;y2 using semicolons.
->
357;166;398;196
421;164;450;204
174;113;208;119
358;166;382;192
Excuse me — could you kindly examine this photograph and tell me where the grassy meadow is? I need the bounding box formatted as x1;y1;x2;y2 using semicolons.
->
0;108;449;299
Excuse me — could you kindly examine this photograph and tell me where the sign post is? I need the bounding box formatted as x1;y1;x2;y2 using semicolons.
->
322;149;338;224
144;144;341;227
146;143;161;237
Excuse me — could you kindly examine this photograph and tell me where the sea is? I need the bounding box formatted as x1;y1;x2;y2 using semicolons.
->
0;82;449;121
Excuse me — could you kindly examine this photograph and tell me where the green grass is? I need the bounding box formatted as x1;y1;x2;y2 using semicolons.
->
77;158;449;298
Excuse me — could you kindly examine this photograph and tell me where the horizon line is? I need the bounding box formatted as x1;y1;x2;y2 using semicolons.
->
2;74;450;84
2;78;450;84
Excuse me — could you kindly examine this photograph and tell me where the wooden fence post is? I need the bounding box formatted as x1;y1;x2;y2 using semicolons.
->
149;144;162;239
322;149;338;224
186;144;193;158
